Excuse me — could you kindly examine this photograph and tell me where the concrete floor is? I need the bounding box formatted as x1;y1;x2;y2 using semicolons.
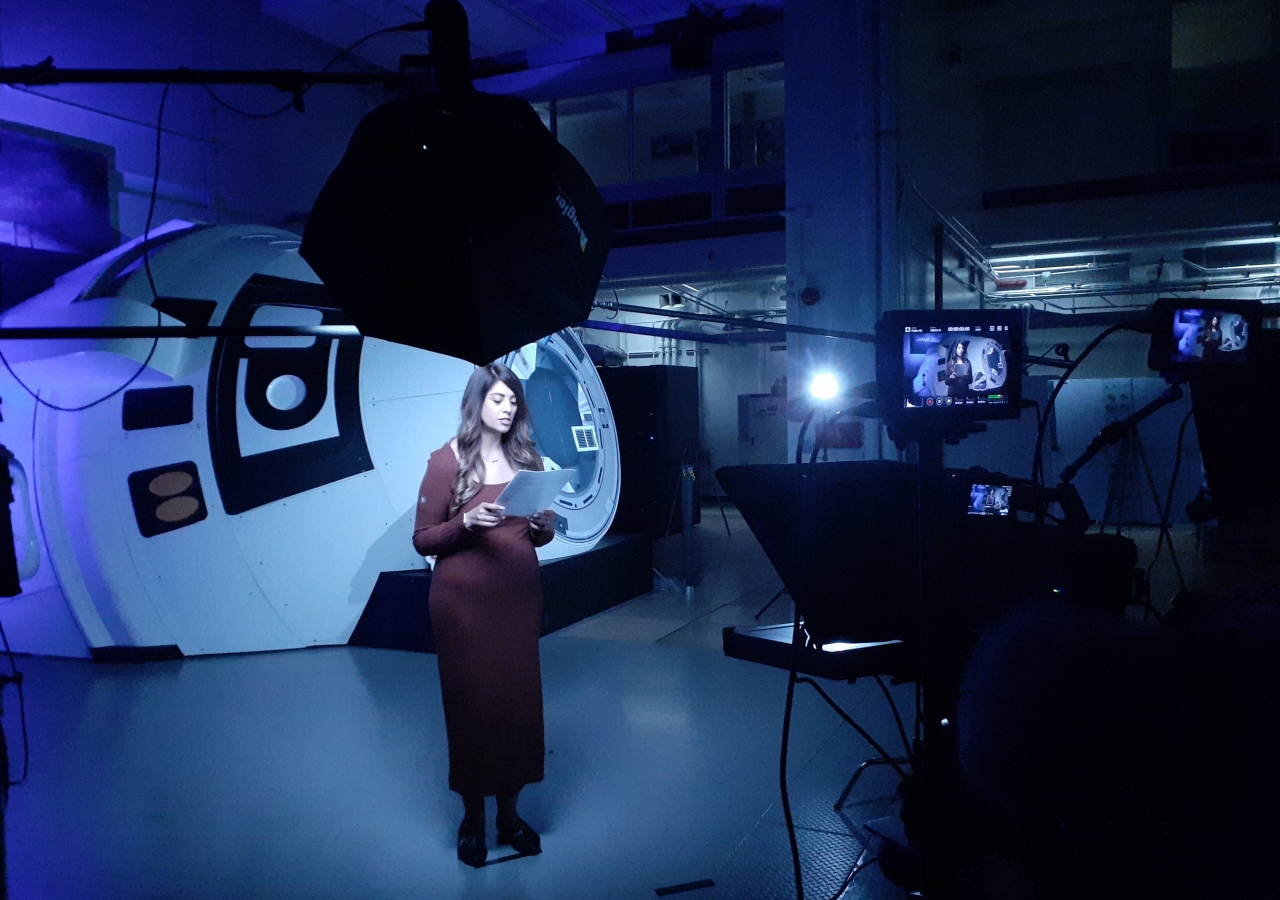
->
1;506;909;900
0;505;1226;900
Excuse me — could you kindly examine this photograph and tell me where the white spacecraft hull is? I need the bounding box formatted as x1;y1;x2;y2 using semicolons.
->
0;223;619;657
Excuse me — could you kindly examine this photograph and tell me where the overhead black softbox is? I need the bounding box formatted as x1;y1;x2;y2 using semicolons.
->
300;90;611;365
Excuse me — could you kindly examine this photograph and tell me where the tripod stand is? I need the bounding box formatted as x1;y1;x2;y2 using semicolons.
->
885;420;991;899
1059;383;1187;587
754;587;788;619
1101;428;1157;531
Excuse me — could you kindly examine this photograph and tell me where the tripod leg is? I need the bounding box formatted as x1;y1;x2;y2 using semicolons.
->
1102;431;1133;534
755;588;787;620
1133;433;1185;590
717;494;731;537
834;757;910;810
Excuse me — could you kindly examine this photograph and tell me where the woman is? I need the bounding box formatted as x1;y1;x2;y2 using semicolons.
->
412;364;557;866
945;339;973;398
1202;314;1222;358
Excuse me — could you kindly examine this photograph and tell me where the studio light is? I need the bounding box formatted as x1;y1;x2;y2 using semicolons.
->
794;372;842;464
808;372;840;402
300;0;612;366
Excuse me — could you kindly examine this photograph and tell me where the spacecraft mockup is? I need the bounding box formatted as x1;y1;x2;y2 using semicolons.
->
0;222;619;658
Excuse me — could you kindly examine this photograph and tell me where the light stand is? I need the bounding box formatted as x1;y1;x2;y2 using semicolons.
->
886;419;985;899
1058;382;1183;486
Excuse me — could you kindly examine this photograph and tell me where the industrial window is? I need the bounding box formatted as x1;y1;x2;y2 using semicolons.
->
727;63;785;169
1172;0;1273;68
632;76;712;182
556;90;629;186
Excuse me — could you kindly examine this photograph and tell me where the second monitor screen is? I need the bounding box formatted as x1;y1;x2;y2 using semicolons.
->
969;482;1012;516
903;324;1014;409
1171;308;1249;364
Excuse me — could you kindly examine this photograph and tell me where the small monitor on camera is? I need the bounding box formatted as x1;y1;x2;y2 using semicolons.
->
969;482;1012;516
1148;298;1261;374
877;308;1023;423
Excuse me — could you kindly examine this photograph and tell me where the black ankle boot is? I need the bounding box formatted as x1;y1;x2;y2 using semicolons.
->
496;817;541;856
457;819;486;867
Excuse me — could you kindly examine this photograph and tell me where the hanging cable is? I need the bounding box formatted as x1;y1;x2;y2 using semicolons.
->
808;416;825;464
1031;319;1141;486
202;21;426;119
141;85;170;301
0;84;169;412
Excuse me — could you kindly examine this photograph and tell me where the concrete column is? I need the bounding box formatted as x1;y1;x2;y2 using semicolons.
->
786;0;899;460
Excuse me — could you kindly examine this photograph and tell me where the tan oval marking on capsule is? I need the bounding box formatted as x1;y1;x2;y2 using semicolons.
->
149;471;193;498
155;496;200;523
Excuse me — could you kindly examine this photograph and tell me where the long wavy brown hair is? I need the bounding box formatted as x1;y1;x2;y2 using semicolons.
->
450;364;540;516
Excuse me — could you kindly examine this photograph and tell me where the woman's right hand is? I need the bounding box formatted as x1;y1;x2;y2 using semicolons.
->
463;502;505;532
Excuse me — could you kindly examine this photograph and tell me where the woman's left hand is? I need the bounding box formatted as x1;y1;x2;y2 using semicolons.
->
529;508;556;534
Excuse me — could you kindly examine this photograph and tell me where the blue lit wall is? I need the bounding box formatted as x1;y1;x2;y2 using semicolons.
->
0;0;379;243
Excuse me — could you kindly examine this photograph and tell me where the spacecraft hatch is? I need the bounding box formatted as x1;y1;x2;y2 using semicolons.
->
0;222;619;658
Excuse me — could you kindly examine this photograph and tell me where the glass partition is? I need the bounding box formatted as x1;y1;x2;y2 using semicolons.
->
633;76;712;181
555;90;629;186
728;63;785;169
546;62;783;186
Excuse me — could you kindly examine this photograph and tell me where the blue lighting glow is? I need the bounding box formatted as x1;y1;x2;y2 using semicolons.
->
808;372;839;401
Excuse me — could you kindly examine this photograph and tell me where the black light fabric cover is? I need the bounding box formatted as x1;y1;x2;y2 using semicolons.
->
715;461;1136;644
301;91;611;365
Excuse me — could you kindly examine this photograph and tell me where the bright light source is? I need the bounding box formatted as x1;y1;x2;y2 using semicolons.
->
822;639;900;652
823;641;860;652
808;372;839;401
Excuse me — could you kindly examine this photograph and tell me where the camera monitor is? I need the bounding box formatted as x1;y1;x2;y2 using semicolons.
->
1147;298;1261;373
969;482;1012;516
877;308;1024;423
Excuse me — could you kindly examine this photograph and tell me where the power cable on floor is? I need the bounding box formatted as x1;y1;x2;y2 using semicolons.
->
780;603;805;900
830;854;879;900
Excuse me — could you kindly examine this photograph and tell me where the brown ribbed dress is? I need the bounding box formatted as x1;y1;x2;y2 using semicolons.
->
412;444;553;797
